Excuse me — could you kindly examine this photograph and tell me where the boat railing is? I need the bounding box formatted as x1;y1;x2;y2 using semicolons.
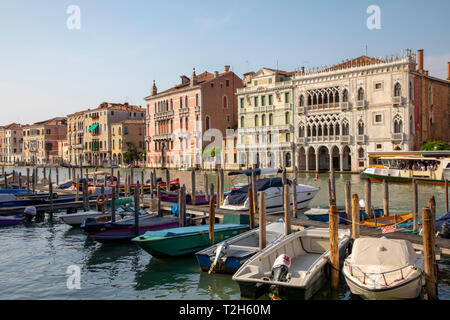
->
344;261;419;287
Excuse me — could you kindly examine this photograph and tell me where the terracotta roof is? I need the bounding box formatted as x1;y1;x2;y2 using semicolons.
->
95;102;145;112
323;56;383;72
146;70;234;99
261;67;295;76
3;123;22;130
32;117;67;126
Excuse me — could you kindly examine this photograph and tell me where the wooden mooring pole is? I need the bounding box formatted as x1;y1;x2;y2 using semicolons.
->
365;178;372;219
445;179;449;214
157;182;161;217
248;187;255;229
422;206;438;300
82;179;89;212
111;186;116;223
329;204;339;290
208;183;215;245
203;172;209;203
292;177;298;218
383;179;389;216
48;173;53;220
413;179;419;232
134;183;140;237
259;191;266;251
75;174;79;201
191;170;196;205
345;181;351;221
26;168;30;194
351;194;360;240
284;184;291;236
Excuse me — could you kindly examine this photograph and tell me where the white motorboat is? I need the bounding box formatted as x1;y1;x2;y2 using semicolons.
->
195;219;285;274
232;227;351;300
57;211;110;227
221;177;319;214
342;238;425;300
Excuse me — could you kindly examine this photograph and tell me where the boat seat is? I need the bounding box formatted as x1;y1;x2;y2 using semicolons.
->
228;245;259;253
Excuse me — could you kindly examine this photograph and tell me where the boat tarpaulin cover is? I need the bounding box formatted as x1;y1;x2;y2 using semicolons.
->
226;177;288;205
228;168;281;177
349;238;419;269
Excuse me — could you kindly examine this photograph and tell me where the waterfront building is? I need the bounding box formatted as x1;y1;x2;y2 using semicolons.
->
3;123;24;164
111;120;145;166
145;66;243;168
236;67;295;168
22;117;67;165
67;102;145;166
293;49;450;172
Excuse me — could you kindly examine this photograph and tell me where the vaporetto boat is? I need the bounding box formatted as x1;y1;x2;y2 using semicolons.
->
362;151;450;185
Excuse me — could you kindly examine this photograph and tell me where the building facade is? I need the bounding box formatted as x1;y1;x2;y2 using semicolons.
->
145;66;243;168
3;123;24;164
23;117;67;164
235;49;449;172
111;120;145;165
67;102;146;166
236;68;295;168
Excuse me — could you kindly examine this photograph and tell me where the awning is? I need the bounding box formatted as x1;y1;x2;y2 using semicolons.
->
88;123;99;132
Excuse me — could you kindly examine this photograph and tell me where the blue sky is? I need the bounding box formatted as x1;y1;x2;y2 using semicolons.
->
0;0;449;125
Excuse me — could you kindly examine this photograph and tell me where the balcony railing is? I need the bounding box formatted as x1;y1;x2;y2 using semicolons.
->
340;101;350;111
154;133;172;141
297;137;307;144
341;135;350;143
154;110;174;120
356;100;367;109
392;96;404;106
391;132;405;142
297;107;305;114
179;107;189;116
356;135;366;144
194;105;200;112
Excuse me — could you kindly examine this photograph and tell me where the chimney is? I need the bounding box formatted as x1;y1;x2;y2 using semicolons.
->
301;66;305;74
151;80;157;96
190;68;197;86
447;62;450;81
417;49;424;72
224;65;230;72
214;71;219;78
180;75;190;85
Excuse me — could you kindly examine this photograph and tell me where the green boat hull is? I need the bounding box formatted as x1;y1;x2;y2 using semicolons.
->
134;226;249;258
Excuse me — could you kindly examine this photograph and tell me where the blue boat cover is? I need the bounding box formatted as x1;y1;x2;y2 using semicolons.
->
227;177;288;205
58;181;73;189
436;212;450;231
142;224;246;238
228;168;282;177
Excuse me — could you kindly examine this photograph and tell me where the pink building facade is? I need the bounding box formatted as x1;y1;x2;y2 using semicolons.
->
145;66;243;168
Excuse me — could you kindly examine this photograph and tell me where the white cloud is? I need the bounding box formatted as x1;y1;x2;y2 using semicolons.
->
424;52;450;80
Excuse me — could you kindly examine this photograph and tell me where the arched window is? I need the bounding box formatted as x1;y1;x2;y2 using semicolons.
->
307;125;311;137
394;116;403;133
262;114;266;126
357;87;364;101
307;94;312;106
318;94;322;105
195;94;199;106
185;96;188;108
394;83;402;97
410;116;414;135
342;89;348;102
323;125;328;136
318;124;322;136
269;113;273;125
335;91;339;103
312;126;317;137
299;95;304;106
223;95;228;108
335;123;340;135
358;148;364;158
409;82;413;100
285;152;292;167
254;115;259;126
285;112;290;124
205;116;210;130
358;121;364;135
313;94;317;105
299;125;305;137
240;116;244;128
180;97;183;108
170;99;173;110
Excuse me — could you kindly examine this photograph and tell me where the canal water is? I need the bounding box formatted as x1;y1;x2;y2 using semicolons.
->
0;166;449;300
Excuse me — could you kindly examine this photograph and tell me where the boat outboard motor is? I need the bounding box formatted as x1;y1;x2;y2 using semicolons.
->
440;220;450;239
269;254;291;300
208;241;230;274
23;206;37;223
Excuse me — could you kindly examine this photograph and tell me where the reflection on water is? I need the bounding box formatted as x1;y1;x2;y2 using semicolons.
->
0;166;449;300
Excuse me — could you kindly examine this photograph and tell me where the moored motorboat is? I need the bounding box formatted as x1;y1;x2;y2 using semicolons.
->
195;219;285;274
132;224;249;258
57;211;111;227
342;238;425;300
304;206;384;224
232;227;351;300
221;177;319;214
81;212;182;243
360;213;413;228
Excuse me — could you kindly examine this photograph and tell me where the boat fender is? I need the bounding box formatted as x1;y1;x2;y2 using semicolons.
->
97;194;109;206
